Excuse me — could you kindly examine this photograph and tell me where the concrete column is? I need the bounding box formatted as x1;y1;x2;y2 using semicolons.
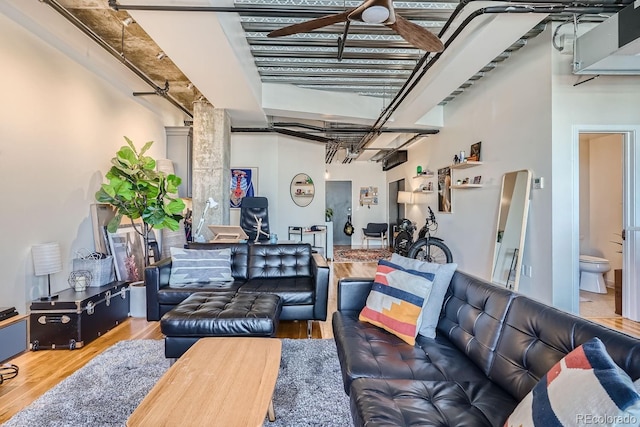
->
192;101;230;241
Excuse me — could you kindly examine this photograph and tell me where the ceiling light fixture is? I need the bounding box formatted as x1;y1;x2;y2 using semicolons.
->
156;52;166;60
122;17;134;26
361;6;390;24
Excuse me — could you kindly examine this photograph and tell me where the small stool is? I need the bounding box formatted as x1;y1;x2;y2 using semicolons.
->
161;291;282;358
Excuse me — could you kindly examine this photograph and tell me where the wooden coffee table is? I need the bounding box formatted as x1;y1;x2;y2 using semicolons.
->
127;337;282;427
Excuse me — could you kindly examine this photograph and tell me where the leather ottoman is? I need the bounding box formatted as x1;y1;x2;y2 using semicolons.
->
161;291;282;358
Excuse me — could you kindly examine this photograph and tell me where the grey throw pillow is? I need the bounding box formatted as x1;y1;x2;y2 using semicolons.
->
169;247;233;286
390;253;457;338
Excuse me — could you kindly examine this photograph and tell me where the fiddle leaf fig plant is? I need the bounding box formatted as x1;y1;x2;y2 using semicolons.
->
95;137;185;265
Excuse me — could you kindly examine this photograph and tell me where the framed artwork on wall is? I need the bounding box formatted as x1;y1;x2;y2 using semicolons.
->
438;166;452;213
230;167;258;209
359;186;379;208
469;141;482;161
107;225;145;282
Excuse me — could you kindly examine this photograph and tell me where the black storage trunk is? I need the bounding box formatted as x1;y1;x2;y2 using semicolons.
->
29;282;129;350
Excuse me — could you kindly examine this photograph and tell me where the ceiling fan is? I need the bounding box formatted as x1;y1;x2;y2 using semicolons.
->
267;0;444;52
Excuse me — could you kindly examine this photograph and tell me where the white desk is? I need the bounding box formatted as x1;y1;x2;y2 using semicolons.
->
288;226;327;257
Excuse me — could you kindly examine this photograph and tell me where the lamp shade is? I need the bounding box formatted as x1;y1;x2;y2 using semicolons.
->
32;242;62;276
156;158;175;176
397;191;414;204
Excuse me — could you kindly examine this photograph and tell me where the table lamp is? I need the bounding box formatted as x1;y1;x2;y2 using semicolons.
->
194;197;219;243
32;242;62;301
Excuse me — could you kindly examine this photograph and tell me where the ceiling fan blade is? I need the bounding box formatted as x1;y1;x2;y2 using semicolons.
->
268;10;352;38
387;14;444;52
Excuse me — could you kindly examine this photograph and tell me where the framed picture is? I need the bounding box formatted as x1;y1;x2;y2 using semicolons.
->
473;175;482;184
108;225;145;282
438;167;452;213
90;203;117;254
469;141;482;161
230;167;258;209
359;186;378;207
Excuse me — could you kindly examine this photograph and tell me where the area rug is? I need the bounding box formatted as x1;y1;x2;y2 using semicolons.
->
333;247;392;263
2;339;351;427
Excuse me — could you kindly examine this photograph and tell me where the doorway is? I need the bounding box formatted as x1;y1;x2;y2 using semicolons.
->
572;126;640;321
327;181;352;246
388;179;406;248
578;133;623;318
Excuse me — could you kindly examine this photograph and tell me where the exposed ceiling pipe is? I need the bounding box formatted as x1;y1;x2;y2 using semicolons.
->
271;122;439;134
42;0;193;118
109;0;348;18
231;126;336;144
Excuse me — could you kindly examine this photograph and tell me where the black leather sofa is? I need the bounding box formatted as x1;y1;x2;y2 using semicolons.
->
333;271;640;426
145;242;330;335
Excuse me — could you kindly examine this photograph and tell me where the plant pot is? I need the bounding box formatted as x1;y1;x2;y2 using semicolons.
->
129;281;147;318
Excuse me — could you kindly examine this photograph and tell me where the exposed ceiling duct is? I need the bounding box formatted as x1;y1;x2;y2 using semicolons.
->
574;2;640;75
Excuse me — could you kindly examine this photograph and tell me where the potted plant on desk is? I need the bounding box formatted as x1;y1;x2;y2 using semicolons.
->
95;137;185;317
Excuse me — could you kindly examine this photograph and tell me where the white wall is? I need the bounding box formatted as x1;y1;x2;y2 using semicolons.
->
0;12;182;313
388;29;554;302
326;162;388;247
229;133;326;240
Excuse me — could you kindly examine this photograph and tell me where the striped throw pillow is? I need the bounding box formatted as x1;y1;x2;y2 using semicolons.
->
505;337;640;427
169;247;233;286
359;259;435;345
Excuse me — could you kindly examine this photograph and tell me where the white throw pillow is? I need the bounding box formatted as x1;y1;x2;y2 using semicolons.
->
169;247;233;286
390;253;457;338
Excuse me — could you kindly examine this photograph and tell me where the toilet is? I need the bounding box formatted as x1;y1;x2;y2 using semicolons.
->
579;255;611;294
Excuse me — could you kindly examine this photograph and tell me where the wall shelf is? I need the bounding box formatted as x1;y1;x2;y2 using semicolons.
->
450;161;483;169
451;184;483;189
413;173;434;178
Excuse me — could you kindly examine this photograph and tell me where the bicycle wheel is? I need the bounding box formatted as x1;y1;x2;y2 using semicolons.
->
408;238;453;264
393;230;412;257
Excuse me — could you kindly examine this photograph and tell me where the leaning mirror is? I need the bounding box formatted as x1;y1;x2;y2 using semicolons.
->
491;169;532;290
290;173;314;207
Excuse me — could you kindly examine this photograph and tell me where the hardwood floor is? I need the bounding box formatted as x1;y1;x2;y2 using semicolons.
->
1;259;638;423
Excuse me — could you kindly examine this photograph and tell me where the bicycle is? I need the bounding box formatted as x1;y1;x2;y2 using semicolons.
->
407;206;453;264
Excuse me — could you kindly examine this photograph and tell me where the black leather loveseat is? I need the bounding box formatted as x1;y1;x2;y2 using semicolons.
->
145;242;330;334
333;271;640;426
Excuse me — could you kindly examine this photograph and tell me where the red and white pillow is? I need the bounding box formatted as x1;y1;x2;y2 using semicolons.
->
505;337;640;426
359;259;435;345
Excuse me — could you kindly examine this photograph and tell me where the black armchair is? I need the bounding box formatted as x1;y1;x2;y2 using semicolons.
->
361;223;388;248
240;196;270;242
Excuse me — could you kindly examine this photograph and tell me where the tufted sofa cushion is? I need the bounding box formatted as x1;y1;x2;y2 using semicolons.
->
161;291;281;337
436;271;516;376
333;309;490;394
247;244;312;279
489;294;640;402
238;277;314;305
349;378;517;427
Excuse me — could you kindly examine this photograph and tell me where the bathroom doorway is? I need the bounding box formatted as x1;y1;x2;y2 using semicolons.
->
578;133;623;318
572;126;640;322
